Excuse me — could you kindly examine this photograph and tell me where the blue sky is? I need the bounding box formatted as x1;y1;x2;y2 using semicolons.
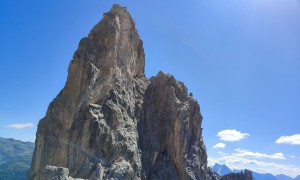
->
0;0;299;177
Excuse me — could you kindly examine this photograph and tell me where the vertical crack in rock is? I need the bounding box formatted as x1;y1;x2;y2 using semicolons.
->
29;4;207;180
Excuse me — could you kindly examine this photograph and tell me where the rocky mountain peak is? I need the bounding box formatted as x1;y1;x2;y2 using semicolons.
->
74;4;144;79
29;4;207;180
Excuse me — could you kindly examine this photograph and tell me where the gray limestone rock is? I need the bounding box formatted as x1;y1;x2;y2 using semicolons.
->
29;4;207;180
207;167;221;180
40;166;84;180
138;72;207;180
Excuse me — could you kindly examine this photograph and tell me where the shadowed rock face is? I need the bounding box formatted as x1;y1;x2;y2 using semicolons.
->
29;4;207;180
139;72;207;180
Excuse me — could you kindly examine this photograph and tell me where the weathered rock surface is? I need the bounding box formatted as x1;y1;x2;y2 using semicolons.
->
139;72;207;179
207;167;221;180
29;4;207;180
40;166;84;180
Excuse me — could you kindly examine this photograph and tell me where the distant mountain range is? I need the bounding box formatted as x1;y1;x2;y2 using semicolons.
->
0;137;34;180
212;163;300;180
1;137;299;180
212;163;232;176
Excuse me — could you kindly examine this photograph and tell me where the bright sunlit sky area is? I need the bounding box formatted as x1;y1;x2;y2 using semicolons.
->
0;0;299;177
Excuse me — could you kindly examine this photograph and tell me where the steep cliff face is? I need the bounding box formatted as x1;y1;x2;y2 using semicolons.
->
29;4;207;180
139;72;207;179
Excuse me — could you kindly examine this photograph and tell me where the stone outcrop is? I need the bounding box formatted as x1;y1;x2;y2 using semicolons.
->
207;167;221;180
40;166;84;180
29;4;207;180
139;72;207;179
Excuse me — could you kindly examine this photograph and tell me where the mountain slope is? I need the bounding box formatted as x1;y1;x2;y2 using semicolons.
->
294;175;300;180
0;137;34;180
276;174;293;180
252;171;278;180
212;163;300;180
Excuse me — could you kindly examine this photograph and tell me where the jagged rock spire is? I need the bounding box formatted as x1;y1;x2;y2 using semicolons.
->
29;4;207;180
74;4;145;78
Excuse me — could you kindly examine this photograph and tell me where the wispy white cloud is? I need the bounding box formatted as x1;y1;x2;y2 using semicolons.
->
233;148;285;160
218;151;228;156
276;134;300;145
6;123;34;129
287;154;300;160
213;143;226;149
208;155;300;178
217;129;250;142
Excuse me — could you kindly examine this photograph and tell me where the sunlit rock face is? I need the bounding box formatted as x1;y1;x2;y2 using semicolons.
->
29;4;207;180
